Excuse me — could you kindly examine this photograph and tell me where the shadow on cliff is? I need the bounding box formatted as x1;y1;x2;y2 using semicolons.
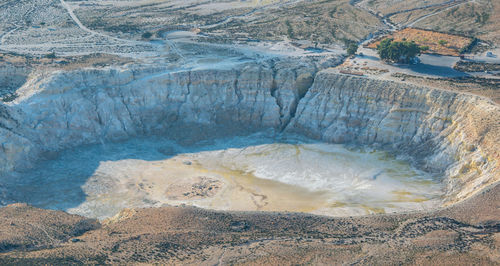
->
2;130;312;214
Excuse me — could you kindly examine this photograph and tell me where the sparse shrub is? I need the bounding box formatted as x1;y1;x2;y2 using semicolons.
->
341;38;356;48
70;219;101;236
448;7;458;17
285;20;294;39
475;12;490;25
104;24;140;33
438;40;448;46
44;52;56;59
459;37;478;54
141;31;153;39
2;93;18;102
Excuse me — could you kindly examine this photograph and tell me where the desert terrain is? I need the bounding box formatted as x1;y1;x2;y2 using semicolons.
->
0;0;499;265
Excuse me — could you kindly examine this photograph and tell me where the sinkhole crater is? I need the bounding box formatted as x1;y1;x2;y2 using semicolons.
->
0;65;498;220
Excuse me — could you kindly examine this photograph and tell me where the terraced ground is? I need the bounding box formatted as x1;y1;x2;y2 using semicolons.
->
0;0;383;57
71;0;383;45
358;0;500;44
366;28;474;56
1;0;498;57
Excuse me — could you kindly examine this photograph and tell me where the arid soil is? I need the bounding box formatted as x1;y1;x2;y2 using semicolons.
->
389;72;500;104
0;183;498;265
0;1;499;265
0;52;133;71
359;0;500;44
72;0;382;46
0;52;133;100
453;60;500;72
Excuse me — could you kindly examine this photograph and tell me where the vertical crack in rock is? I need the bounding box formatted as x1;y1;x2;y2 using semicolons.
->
233;70;242;122
118;88;136;134
186;71;192;99
281;72;315;132
269;62;286;129
269;60;317;132
269;69;279;111
0;104;17;131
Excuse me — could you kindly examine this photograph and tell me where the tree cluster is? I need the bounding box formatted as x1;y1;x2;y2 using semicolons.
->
347;43;358;56
376;38;421;64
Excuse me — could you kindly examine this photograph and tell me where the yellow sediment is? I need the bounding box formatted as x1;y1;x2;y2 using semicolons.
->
189;160;332;213
70;143;441;219
360;204;386;214
392;190;429;203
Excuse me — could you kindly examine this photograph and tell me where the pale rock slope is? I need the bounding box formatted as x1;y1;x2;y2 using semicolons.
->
0;60;498;206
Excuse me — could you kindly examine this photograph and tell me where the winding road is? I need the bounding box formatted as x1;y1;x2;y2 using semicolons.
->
407;0;474;27
59;0;184;59
59;0;142;45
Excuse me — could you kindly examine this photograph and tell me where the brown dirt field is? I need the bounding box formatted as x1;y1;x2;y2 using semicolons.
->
366;28;474;56
0;183;498;265
0;203;100;253
360;0;452;17
361;0;500;45
73;0;382;46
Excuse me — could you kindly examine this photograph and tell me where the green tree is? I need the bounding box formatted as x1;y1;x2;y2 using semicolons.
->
346;43;358;56
376;39;422;64
438;40;448;46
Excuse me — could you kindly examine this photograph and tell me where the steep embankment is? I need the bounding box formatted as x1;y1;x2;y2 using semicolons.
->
287;72;499;203
0;64;31;100
0;62;498;206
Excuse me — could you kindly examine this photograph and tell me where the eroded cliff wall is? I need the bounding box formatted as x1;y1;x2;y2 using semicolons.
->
287;72;499;203
0;63;498;205
0;64;31;100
